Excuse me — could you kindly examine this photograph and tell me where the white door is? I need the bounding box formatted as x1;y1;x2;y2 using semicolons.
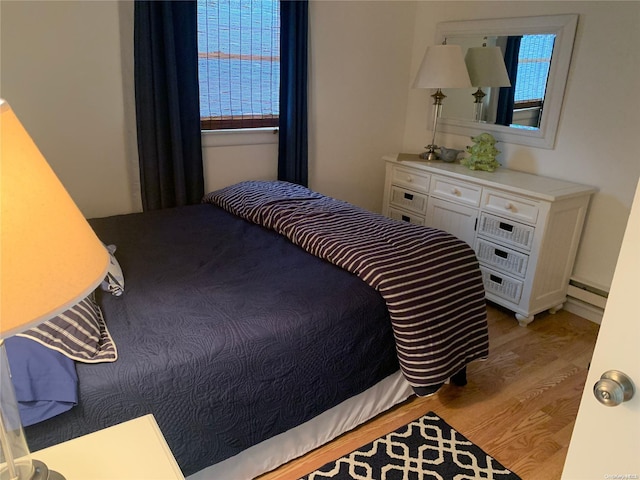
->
562;181;640;479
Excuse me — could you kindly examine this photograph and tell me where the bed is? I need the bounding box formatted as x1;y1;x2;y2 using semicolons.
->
19;181;488;478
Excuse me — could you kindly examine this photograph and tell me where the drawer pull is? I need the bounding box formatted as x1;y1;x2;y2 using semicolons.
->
490;274;503;285
494;249;509;259
404;192;414;201
401;215;410;222
499;221;514;232
505;202;515;211
406;175;413;183
451;187;461;196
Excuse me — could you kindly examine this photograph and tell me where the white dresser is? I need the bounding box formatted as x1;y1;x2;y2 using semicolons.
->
382;153;596;326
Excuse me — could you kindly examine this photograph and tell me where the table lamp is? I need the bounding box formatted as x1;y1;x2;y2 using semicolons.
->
465;44;511;122
412;44;471;161
0;99;109;479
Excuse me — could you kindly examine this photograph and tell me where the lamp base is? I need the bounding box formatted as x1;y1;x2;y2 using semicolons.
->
31;460;65;480
419;145;439;162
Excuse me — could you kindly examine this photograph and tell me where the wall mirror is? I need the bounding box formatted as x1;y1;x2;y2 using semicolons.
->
435;14;578;149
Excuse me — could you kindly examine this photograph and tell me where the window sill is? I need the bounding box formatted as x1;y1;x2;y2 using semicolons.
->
201;128;279;148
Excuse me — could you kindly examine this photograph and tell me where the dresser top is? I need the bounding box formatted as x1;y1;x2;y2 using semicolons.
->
385;153;596;202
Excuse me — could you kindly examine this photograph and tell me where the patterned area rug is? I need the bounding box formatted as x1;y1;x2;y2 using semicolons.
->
300;412;521;480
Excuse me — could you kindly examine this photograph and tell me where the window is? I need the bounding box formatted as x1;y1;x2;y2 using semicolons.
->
514;34;555;108
197;0;280;131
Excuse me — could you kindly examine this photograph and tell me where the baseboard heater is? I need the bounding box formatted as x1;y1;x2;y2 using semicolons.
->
567;279;608;308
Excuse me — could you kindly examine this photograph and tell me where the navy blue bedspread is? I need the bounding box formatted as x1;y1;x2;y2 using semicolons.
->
25;204;398;476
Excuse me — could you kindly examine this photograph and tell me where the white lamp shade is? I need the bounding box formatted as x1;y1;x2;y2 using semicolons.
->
412;44;471;89
465;46;512;88
0;100;109;338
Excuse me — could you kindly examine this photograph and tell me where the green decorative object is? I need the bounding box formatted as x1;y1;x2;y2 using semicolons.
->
461;133;501;172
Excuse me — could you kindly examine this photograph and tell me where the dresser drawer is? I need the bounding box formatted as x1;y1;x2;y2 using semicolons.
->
430;176;482;207
480;266;523;304
475;237;529;278
387;207;425;226
391;165;430;194
483;190;539;224
389;186;428;214
478;213;535;251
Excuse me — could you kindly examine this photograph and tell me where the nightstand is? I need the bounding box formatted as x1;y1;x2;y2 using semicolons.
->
32;414;184;480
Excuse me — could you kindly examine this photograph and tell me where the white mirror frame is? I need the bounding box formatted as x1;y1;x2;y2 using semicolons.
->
435;14;578;149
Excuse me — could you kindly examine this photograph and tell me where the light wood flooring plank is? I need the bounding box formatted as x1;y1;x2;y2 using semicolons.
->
257;303;599;480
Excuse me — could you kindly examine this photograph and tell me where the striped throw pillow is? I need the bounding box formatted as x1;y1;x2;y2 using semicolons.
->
17;293;117;363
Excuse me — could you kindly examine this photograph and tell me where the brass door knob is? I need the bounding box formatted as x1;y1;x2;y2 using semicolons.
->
593;370;635;407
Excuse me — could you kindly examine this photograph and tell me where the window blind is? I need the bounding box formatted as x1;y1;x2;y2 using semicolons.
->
514;34;555;104
197;0;280;130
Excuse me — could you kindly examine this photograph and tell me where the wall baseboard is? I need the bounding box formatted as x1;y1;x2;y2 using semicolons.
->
564;297;603;324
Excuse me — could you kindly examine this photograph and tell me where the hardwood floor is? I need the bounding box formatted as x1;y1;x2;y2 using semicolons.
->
258;303;600;480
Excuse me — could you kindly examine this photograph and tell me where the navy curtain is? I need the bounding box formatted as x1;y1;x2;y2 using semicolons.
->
134;1;204;211
278;0;309;186
496;36;522;127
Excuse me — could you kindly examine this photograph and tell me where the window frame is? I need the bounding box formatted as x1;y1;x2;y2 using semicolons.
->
201;127;278;147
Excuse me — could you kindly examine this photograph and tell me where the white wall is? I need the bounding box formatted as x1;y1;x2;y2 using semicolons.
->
307;0;414;212
201;130;279;192
1;0;637;293
403;1;640;291
0;0;140;218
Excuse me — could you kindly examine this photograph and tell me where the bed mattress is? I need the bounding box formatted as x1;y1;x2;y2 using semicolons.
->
24;204;399;476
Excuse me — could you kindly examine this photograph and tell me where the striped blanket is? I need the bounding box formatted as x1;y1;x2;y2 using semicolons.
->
203;181;489;396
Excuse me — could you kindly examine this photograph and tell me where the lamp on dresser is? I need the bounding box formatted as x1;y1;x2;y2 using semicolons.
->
412;44;471;161
0;99;109;479
464;43;511;122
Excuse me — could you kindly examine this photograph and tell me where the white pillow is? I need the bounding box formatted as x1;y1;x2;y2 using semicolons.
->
101;244;124;296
